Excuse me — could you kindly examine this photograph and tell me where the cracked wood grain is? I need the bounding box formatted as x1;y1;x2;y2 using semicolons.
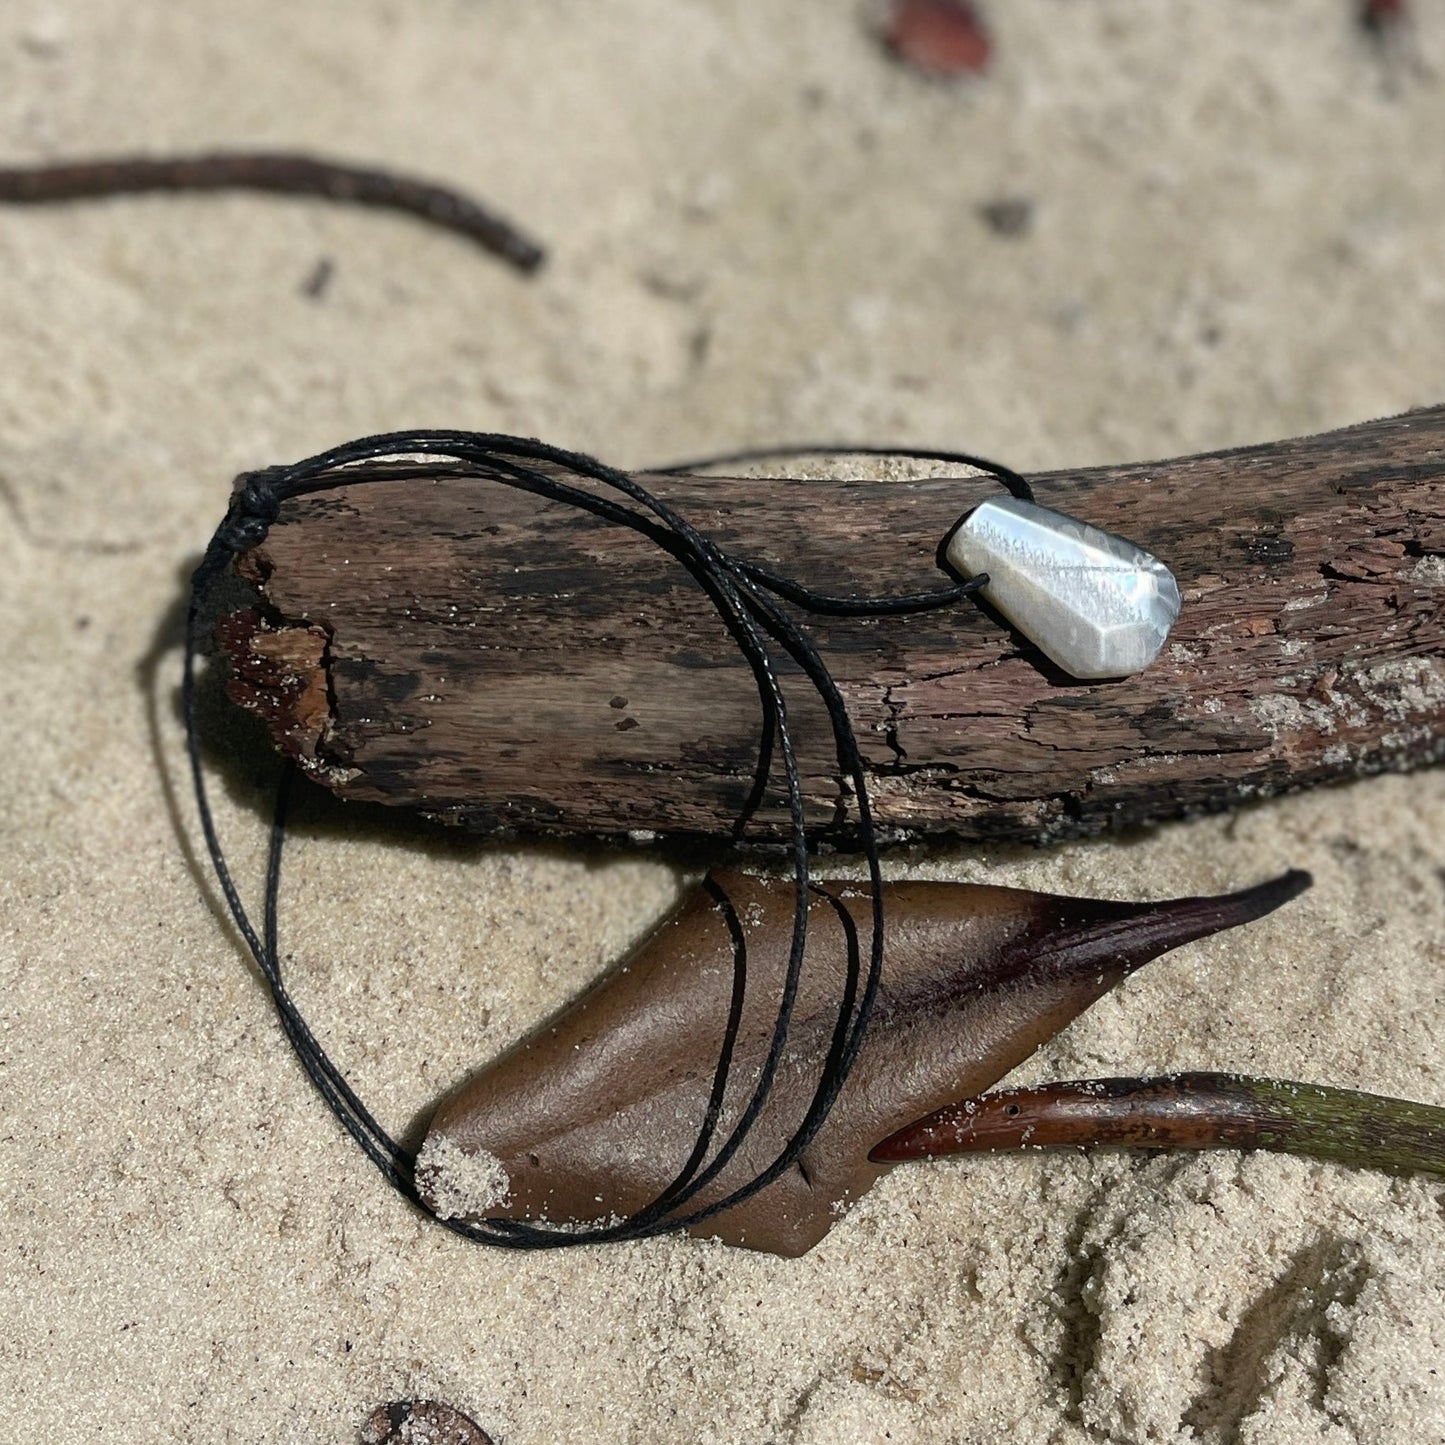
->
216;407;1445;844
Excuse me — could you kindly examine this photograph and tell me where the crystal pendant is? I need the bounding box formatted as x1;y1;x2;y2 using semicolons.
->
945;497;1181;680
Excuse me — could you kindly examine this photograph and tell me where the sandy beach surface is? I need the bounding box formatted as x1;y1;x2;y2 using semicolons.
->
2;4;1443;1441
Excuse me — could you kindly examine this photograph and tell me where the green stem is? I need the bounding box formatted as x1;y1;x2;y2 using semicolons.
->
869;1072;1445;1179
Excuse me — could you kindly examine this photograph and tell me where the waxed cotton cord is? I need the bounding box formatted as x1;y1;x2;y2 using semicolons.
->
185;431;1024;1247
653;441;1035;503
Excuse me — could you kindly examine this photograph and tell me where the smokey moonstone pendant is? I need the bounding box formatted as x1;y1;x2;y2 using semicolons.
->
945;496;1182;680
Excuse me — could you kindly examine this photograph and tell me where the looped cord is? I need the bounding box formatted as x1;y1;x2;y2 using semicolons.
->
184;432;1023;1249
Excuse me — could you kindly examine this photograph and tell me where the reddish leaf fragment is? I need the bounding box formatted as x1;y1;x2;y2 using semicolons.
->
880;0;992;78
1361;0;1407;32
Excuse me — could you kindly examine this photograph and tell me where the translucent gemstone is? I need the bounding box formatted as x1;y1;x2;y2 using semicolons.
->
945;496;1181;679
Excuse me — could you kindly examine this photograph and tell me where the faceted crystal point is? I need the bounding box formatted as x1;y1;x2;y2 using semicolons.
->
945;496;1181;680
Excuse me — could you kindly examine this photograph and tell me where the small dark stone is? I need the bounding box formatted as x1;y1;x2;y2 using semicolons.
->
360;1399;494;1445
302;256;335;300
977;196;1034;238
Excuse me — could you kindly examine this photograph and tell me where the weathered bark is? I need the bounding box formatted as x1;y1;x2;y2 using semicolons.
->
217;408;1445;845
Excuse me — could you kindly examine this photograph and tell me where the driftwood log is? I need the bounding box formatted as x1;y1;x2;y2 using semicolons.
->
217;408;1445;845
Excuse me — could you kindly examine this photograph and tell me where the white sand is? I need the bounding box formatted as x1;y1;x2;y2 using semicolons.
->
1;4;1442;1441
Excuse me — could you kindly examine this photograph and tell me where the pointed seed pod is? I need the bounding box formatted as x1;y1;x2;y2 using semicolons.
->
419;869;1309;1256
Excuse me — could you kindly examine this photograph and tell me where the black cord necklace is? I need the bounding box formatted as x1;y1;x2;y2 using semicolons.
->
184;430;1031;1248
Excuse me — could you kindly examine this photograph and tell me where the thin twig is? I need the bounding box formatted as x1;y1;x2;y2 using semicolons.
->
0;151;544;272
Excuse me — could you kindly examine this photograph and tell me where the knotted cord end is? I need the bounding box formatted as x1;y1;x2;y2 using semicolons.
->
215;465;288;555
